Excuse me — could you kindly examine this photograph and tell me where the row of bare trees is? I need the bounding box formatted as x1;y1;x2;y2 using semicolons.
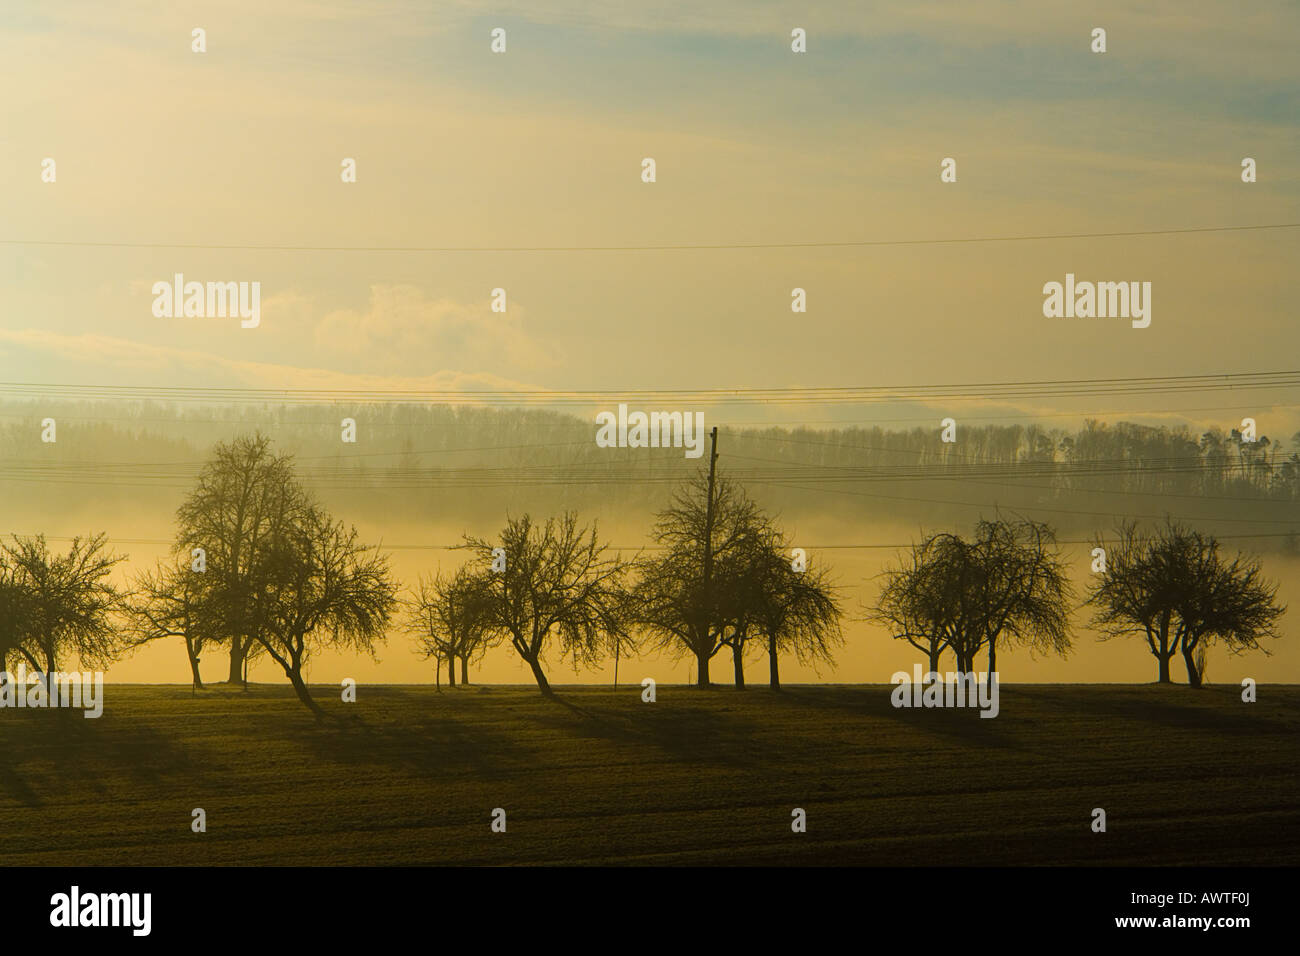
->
1;434;1287;715
408;470;844;695
871;518;1074;693
872;517;1285;687
113;435;845;708
120;435;399;717
0;435;844;714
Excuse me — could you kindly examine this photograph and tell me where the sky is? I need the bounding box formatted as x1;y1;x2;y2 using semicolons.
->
1;0;1297;685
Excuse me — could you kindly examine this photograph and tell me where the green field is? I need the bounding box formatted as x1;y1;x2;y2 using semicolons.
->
2;683;1296;866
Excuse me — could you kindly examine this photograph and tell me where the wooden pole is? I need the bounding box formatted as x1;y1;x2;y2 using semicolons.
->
699;426;719;688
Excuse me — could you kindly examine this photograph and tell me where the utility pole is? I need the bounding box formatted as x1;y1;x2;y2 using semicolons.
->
702;426;718;583
699;426;719;689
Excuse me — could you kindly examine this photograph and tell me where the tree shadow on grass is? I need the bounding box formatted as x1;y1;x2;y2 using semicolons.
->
524;689;813;769
759;685;1025;753
1010;684;1297;738
0;712;201;806
300;711;536;781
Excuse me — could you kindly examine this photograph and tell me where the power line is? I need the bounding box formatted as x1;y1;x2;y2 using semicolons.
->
3;222;1297;253
725;451;1300;508
0;440;595;471
0;370;1295;406
0;460;1291;486
0;449;1294;488
0;400;1294;428
754;478;1298;525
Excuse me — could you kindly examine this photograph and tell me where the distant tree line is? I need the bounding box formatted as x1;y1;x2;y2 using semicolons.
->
8;405;1299;536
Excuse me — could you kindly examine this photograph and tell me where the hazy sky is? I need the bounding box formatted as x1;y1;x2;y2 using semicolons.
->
2;2;1297;684
2;1;1296;406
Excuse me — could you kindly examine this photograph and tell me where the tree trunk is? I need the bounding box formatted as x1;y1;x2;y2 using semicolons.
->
928;645;941;676
227;636;247;684
986;638;996;693
187;649;204;690
525;654;552;695
1182;645;1204;688
732;643;745;689
768;634;780;690
446;655;456;687
1157;652;1171;683
286;667;325;719
460;655;468;685
696;648;711;687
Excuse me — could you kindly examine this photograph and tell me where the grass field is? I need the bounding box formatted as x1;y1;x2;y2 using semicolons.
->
1;683;1296;866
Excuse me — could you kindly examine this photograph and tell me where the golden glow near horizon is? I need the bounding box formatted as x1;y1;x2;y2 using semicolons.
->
2;1;1297;685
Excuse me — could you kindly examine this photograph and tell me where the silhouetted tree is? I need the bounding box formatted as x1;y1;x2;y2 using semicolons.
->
713;530;772;690
125;557;213;690
248;504;397;717
872;532;965;674
175;434;307;683
1087;522;1286;686
0;558;27;675
873;518;1073;689
749;533;843;689
0;533;125;674
1085;522;1180;682
1170;532;1285;687
967;517;1074;691
410;566;496;688
634;471;766;687
464;513;631;695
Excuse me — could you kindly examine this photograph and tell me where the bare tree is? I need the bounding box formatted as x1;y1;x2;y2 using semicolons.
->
967;517;1074;692
749;532;843;690
713;531;771;689
873;518;1073;690
0;533;126;674
409;566;496;688
1165;527;1283;687
1087;522;1285;686
175;434;308;684
872;533;964;675
246;505;397;717
464;513;631;695
1085;522;1180;683
0;557;28;675
634;472;766;687
124;557;212;690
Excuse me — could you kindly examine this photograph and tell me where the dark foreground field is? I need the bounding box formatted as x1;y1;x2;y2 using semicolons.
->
1;683;1296;865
